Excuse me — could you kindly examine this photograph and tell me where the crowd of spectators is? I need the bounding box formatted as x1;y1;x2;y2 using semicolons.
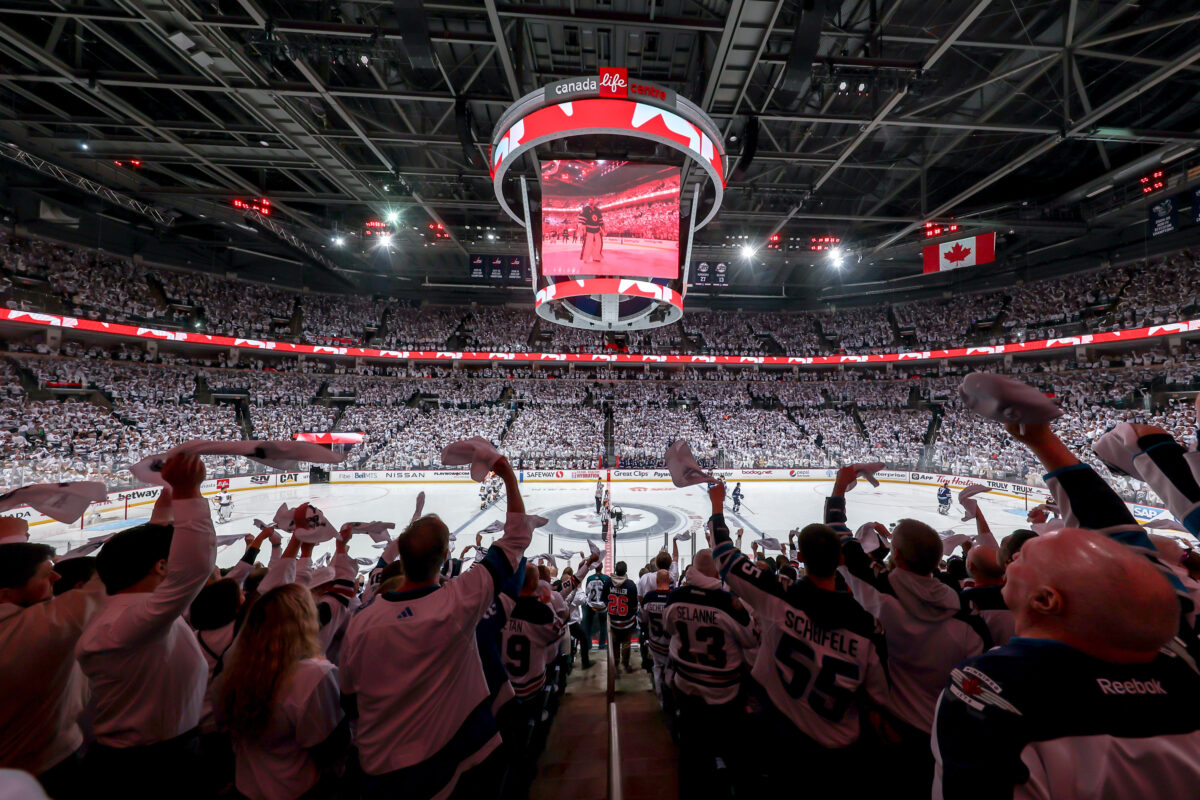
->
376;304;464;350
300;294;390;345
155;268;296;339
502;405;604;469
5;376;1199;800
613;406;712;466
685;311;766;354
893;291;1007;347
7;229;1200;362
461;306;534;352
817;307;897;354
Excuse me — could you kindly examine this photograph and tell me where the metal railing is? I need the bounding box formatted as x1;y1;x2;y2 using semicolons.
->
606;618;623;800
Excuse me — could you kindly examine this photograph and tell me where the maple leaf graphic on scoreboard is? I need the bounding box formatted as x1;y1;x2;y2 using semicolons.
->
944;242;972;263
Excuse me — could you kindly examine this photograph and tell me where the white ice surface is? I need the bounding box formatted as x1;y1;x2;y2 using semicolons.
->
32;478;1039;571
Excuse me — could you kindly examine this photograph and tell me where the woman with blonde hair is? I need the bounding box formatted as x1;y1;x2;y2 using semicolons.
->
215;583;346;800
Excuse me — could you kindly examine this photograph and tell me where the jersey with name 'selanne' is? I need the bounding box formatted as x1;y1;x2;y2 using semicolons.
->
664;583;757;704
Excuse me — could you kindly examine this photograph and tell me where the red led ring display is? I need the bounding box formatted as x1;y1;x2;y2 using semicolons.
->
490;95;726;230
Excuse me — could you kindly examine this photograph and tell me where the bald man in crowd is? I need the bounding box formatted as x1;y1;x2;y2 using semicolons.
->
638;569;673;705
825;466;990;792
962;546;1015;646
340;455;536;800
933;527;1200;799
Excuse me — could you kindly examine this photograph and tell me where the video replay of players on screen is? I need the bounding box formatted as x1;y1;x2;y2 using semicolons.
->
539;160;681;280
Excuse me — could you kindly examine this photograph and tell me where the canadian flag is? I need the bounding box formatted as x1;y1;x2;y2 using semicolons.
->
922;232;996;273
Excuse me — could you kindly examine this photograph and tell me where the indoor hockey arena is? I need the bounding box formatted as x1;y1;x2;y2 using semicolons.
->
2;2;1200;800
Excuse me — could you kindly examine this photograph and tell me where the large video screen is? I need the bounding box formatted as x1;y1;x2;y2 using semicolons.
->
539;160;680;279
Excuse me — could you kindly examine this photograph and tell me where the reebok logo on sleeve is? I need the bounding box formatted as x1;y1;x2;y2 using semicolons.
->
1096;677;1167;696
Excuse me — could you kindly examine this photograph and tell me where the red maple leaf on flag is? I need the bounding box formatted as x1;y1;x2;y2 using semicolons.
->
944;242;972;263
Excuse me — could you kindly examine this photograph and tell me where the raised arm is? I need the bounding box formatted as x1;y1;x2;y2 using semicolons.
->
973;507;999;551
296;541;315;586
259;530;300;593
708;482;785;622
1007;421;1187;600
1104;421;1200;539
1006;422;1147;538
490;456;530;567
105;454;215;647
449;456;536;625
149;485;172;525
224;536;259;587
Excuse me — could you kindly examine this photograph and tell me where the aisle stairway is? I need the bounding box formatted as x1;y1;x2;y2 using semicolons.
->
531;655;678;800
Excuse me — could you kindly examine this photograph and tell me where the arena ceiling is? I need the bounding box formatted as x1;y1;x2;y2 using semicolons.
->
1;0;1200;300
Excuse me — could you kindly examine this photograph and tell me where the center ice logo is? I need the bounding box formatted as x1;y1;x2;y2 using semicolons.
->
539;502;686;541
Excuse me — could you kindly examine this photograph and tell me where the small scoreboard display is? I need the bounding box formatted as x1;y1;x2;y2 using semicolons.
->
1138;169;1166;195
362;219;388;237
231;197;271;216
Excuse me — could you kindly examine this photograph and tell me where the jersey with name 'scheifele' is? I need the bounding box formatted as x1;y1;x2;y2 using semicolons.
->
498;596;563;700
585;574;610;610
933;637;1200;800
640;590;671;657
664;584;757;704
605;579;639;630
713;543;890;748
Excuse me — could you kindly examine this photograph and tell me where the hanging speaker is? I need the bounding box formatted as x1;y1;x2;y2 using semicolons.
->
732;116;759;181
774;0;827;110
456;97;482;169
392;0;439;87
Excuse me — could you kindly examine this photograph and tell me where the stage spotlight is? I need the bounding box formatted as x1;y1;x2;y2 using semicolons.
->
377;234;393;248
740;244;756;259
385;210;400;224
828;247;844;268
332;236;344;247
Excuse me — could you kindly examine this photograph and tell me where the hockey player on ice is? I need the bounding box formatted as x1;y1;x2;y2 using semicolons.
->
731;482;743;513
212;488;234;524
937;481;952;515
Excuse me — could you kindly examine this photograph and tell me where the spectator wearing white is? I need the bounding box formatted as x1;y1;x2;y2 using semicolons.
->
339;455;535;800
825;466;990;793
76;455;216;798
0;522;107;799
214;583;346;800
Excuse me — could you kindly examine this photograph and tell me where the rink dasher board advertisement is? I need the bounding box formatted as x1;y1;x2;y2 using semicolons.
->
16;472;309;527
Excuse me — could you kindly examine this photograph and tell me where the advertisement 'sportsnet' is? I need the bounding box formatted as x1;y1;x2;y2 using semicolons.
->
539;160;680;280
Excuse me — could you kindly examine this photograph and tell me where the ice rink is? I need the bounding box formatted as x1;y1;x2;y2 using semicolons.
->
31;476;1040;571
540;237;677;279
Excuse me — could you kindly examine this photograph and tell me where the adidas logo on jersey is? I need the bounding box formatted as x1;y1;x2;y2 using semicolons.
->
395;607;414;620
1096;677;1167;696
